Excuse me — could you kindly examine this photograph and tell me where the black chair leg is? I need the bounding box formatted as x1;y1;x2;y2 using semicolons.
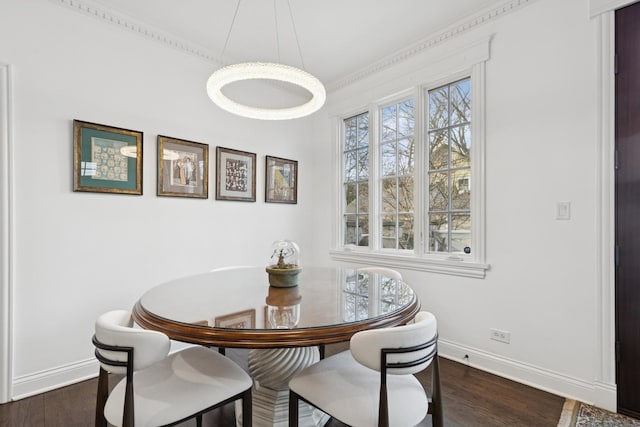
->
431;355;444;427
95;367;108;427
196;413;203;427
242;388;252;426
123;380;135;427
289;390;299;427
378;384;389;427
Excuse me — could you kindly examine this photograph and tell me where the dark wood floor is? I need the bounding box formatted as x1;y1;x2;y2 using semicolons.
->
0;343;565;427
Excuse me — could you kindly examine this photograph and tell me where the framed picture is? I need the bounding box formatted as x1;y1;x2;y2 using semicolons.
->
214;309;256;329
73;120;143;195
265;155;298;204
216;146;256;202
157;135;208;198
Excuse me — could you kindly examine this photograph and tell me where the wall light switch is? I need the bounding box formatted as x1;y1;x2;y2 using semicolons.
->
556;202;571;220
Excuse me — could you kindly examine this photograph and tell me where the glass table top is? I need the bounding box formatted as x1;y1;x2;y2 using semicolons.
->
137;266;417;331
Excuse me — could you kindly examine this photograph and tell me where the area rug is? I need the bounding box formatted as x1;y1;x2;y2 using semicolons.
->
558;399;640;426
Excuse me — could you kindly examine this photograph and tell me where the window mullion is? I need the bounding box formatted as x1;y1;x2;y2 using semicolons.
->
415;86;425;256
470;61;486;262
369;106;381;251
395;112;400;249
447;87;453;252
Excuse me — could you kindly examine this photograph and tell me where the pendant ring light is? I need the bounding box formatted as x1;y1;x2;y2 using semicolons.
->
206;0;325;120
207;62;325;120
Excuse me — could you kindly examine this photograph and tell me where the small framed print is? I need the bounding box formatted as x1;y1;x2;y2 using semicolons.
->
216;146;256;202
214;309;256;329
73;120;142;195
157;135;208;198
265;155;297;204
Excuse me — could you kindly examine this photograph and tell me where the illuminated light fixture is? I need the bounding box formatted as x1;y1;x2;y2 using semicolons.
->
206;0;325;120
206;62;325;120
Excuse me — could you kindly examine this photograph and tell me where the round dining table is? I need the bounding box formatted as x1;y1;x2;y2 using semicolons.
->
132;265;420;427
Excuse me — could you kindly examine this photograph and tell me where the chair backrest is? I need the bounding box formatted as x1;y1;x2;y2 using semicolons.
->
350;311;437;375
94;310;170;375
358;266;402;280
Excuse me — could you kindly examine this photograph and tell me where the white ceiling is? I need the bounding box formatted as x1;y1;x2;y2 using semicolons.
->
86;0;503;87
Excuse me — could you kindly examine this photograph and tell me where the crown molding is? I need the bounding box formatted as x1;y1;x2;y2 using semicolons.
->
48;0;223;66
50;0;536;92
590;0;637;17
327;0;537;92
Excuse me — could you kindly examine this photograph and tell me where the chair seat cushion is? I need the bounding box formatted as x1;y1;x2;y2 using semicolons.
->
289;350;428;427
104;346;252;427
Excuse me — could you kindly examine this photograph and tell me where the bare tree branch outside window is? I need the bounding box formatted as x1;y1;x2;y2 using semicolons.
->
343;113;369;246
380;99;415;249
427;78;471;253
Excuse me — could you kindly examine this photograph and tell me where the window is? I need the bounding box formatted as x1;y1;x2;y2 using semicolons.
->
427;78;471;254
381;100;415;250
334;83;486;277
331;40;489;278
341;81;471;256
343;113;369;247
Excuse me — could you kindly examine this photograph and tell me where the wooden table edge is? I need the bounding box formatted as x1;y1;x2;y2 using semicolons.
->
132;297;421;348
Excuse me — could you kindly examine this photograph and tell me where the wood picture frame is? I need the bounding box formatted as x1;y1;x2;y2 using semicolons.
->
157;135;208;198
265;155;297;204
73;120;143;195
214;309;256;329
215;146;256;202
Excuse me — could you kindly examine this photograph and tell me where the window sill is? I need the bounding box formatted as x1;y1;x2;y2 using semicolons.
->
329;249;490;279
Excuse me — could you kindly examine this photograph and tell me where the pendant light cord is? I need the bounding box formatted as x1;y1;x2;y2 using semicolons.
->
221;0;305;69
220;0;242;60
273;0;281;63
286;0;306;70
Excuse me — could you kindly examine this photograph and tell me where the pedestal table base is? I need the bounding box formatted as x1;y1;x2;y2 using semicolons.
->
235;347;329;427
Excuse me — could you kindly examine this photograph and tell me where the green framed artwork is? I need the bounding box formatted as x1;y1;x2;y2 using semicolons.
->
73;120;143;195
157;135;209;198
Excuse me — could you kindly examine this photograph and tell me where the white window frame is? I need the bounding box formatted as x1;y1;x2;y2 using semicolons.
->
330;39;491;278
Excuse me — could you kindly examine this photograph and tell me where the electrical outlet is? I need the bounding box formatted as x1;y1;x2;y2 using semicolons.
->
490;328;511;344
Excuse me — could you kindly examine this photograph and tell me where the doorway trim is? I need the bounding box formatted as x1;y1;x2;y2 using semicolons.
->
0;62;13;404
594;10;617;411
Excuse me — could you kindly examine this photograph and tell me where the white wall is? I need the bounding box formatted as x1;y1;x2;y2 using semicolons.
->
0;0;320;397
314;0;614;409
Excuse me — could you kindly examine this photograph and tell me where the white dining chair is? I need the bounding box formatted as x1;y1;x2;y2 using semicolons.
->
288;311;442;427
93;310;253;427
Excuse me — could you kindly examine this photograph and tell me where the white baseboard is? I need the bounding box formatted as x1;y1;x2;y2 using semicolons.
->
12;358;98;401
10;339;618;414
10;342;194;401
438;339;617;412
592;380;617;411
